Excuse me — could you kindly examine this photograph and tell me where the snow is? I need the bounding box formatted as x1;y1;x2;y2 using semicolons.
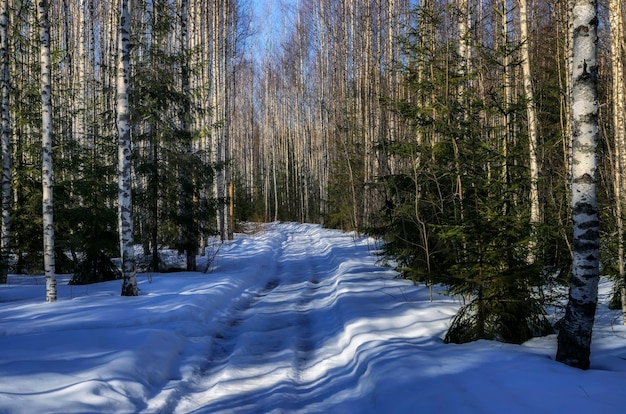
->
1;223;625;413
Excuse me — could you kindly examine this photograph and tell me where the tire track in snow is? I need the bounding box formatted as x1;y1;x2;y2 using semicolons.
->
180;225;332;413
168;227;311;413
182;274;286;412
147;224;354;414
143;229;289;414
206;273;282;369
294;250;322;372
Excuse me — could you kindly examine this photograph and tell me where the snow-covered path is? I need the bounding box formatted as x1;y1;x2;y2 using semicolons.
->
175;229;326;411
2;223;626;413
146;223;433;413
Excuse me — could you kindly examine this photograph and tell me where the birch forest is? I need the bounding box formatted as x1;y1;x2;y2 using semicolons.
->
0;0;625;350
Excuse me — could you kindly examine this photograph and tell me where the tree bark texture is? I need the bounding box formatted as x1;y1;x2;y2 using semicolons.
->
179;0;196;270
520;0;541;261
556;0;600;369
609;0;626;324
0;0;9;284
39;0;56;302
117;0;137;296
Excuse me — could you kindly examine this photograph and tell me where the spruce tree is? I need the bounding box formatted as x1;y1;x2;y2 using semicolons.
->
374;1;559;344
131;0;210;272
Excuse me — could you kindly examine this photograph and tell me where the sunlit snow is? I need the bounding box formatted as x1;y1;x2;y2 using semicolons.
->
1;223;625;413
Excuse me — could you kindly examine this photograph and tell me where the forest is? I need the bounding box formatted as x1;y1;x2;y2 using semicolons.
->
0;0;624;369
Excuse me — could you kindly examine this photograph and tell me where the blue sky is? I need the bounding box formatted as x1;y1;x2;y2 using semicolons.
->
250;0;297;53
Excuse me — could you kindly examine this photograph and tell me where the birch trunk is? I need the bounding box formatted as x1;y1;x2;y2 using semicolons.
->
117;0;137;296
317;0;328;223
39;0;56;302
556;0;600;369
75;0;86;147
210;0;225;238
179;0;196;270
223;1;233;240
520;0;541;261
501;0;511;199
0;0;9;284
609;0;626;324
455;0;470;222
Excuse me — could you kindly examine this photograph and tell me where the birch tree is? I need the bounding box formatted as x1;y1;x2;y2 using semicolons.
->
74;0;87;147
0;0;9;284
556;0;600;369
519;0;540;261
117;0;137;296
179;0;196;270
609;0;626;323
39;0;56;302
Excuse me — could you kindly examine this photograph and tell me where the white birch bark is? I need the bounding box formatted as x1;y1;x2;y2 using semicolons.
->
556;0;600;369
223;0;233;240
0;0;9;284
117;0;137;296
501;0;511;194
39;0;56;302
317;0;328;223
210;0;225;238
456;0;470;93
455;0;470;224
75;0;87;148
179;0;196;270
519;0;541;260
608;0;626;323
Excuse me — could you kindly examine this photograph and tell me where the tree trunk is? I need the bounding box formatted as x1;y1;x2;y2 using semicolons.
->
556;0;600;369
455;0;470;223
519;0;541;262
609;0;626;324
0;0;9;284
224;1;233;240
117;0;137;296
39;0;56;302
179;0;196;270
75;0;87;147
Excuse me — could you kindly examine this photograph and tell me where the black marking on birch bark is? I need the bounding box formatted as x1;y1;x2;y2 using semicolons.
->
570;298;597;317
578;229;600;241
574;240;599;251
572;202;597;215
575;25;589;35
578;220;599;230
574;173;596;184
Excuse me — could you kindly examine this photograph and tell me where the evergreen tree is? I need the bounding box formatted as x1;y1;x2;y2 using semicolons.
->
373;1;560;344
61;139;120;285
131;0;210;272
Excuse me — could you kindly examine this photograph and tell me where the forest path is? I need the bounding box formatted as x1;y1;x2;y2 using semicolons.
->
142;223;478;414
145;223;369;413
173;227;326;413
